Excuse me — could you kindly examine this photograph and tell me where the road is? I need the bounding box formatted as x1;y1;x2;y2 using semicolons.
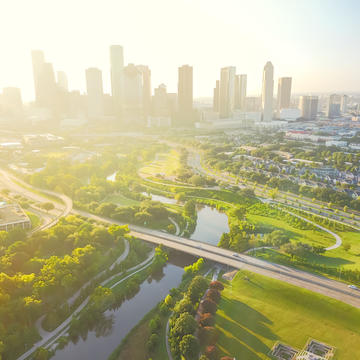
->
2;169;360;311
187;152;360;230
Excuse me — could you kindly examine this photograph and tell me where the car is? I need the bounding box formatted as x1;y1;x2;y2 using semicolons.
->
232;253;240;258
348;285;358;290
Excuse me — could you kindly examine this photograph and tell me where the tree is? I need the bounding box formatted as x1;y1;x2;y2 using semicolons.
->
201;299;217;314
170;312;197;339
41;202;55;212
209;281;224;291
180;334;199;360
343;243;351;252
187;276;208;304
199;313;215;327
206;289;221;304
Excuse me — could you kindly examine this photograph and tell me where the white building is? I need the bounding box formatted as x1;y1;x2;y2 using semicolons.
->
261;61;274;121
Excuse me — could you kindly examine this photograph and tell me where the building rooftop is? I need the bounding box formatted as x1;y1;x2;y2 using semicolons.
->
0;203;29;226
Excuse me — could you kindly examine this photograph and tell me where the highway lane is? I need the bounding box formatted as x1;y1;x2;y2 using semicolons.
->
2;169;360;310
73;209;360;309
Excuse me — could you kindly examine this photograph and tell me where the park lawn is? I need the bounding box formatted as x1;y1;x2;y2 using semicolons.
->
140;150;180;179
215;271;360;360
110;307;168;360
25;211;41;228
247;213;335;248
103;193;141;207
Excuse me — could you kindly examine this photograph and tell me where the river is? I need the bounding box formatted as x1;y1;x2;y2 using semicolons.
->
51;253;195;360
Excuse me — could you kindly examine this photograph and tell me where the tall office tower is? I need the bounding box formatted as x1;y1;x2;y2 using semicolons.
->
110;45;124;117
1;87;23;117
327;94;341;118
213;80;220;112
123;64;143;111
85;68;104;118
234;74;247;110
136;65;152;118
152;84;170;116
219;66;236;118
340;94;349;113
38;62;57;108
261;61;274;121
31;50;45;104
178;65;193;116
57;71;68;91
299;95;319;120
277;77;292;116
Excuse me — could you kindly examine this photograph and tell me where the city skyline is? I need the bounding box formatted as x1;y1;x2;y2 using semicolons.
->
1;0;360;101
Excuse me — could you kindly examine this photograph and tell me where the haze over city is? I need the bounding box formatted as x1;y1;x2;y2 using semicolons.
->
1;0;360;101
2;2;360;360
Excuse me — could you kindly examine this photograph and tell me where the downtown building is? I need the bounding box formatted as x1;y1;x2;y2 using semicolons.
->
299;95;319;120
85;67;104;119
234;74;247;110
277;77;292;116
176;64;195;126
261;61;274;122
219;66;236;118
110;45;125;118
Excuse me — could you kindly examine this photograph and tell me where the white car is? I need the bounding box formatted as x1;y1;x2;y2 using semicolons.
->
232;253;240;258
348;285;358;290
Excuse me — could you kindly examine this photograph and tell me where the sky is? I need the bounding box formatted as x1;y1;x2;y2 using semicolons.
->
0;0;360;101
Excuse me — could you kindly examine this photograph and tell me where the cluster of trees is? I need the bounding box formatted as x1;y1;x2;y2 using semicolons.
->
197;280;225;360
168;276;209;360
248;203;316;231
184;258;205;278
0;215;129;359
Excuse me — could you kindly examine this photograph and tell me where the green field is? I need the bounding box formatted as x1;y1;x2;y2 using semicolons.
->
103;193;142;207
25;211;41;228
139;150;180;179
247;213;335;248
216;271;360;360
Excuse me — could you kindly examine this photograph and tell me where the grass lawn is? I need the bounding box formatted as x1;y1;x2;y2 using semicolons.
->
247;213;335;248
216;271;360;360
25;210;41;228
103;193;141;207
140;150;180;179
109;307;168;360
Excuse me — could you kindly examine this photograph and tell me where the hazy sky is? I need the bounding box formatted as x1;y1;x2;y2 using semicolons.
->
1;0;360;101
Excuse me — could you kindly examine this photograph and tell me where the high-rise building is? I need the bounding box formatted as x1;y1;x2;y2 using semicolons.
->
178;65;193;115
277;77;292;116
0;87;23;118
234;74;247;110
31;50;45;104
57;71;68;92
299;95;318;120
262;61;274;121
213;80;220;112
85;67;104;118
327;94;341;118
340;95;349;113
152;84;171;116
219;66;236;118
136;65;152;118
123;64;143;110
110;45;124;117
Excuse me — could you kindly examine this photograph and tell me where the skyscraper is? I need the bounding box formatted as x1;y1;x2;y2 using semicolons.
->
137;65;152;118
123;64;143;110
234;74;247;110
327;94;341;118
219;66;236;118
261;61;274;121
85;67;104;118
178;65;193;119
340;95;349;113
213;80;220;112
277;77;292;116
57;71;68;92
110;45;124;117
299;95;318;120
31;50;45;104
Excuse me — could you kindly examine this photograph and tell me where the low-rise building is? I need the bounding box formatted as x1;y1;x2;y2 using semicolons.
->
0;203;31;231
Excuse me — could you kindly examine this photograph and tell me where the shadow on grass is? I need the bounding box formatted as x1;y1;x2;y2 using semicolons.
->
216;297;277;359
